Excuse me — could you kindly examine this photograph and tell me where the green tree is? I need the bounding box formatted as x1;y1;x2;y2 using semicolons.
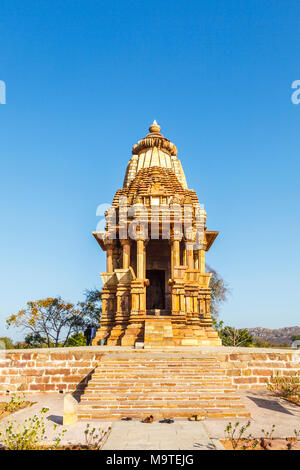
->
6;297;83;348
253;338;274;348
13;341;30;349
24;333;48;348
65;332;87;347
220;326;254;347
291;335;300;342
0;337;14;349
78;289;102;327
207;265;230;319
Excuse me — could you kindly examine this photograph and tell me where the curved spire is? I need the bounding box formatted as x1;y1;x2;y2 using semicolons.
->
123;122;188;189
149;120;161;134
132;121;177;156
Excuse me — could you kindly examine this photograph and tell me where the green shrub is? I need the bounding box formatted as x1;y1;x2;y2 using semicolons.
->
0;337;14;349
65;332;87;347
0;408;66;450
267;371;299;398
3;386;30;413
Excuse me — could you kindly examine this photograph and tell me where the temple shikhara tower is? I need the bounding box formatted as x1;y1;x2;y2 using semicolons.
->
92;121;221;347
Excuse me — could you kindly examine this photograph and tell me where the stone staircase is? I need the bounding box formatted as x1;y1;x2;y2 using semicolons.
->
78;351;250;420
144;320;175;348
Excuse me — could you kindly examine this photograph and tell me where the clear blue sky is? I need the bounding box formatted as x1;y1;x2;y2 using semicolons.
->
0;0;299;340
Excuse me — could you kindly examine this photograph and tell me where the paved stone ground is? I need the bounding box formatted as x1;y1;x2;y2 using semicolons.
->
102;421;219;450
203;389;300;440
0;390;299;449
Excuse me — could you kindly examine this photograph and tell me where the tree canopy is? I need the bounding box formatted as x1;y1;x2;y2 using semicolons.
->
220;326;254;347
0;337;14;349
78;289;102;327
6;291;102;348
291;335;300;342
207;265;230;319
6;297;83;347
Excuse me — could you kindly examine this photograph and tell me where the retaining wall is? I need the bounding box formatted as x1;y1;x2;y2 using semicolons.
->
0;346;299;394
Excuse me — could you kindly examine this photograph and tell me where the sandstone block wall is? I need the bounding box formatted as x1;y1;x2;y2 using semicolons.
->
0;347;299;395
0;349;104;395
213;350;300;390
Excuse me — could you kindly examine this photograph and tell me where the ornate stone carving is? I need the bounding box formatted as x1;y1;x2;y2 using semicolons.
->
93;122;221;347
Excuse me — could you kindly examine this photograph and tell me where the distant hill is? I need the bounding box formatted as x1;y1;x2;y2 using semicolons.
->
246;326;300;346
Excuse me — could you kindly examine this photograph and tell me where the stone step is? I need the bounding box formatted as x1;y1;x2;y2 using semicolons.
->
94;363;222;366
83;387;236;394
86;380;234;393
79;400;246;409
78;408;251;420
92;371;229;375
91;374;230;383
91;372;228;378
83;383;233;389
95;366;220;370
83;390;234;396
97;361;218;365
97;361;218;366
78;352;250;420
87;384;233;390
93;362;223;366
98;357;217;360
94;367;221;371
96;364;220;367
96;368;221;371
81;395;240;402
87;384;233;391
83;388;235;395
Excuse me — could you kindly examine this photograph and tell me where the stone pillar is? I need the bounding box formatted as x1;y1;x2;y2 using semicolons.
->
92;288;113;345
170;241;174;278
183;247;187;266
169;279;185;316
136;238;145;279
121;239;131;269
143;240;148;279
173;240;180;268
199;290;213;326
198;249;205;273
102;291;109;316
199;293;206;316
106;240;114;273
205;292;211;322
170;232;184;325
112;245;119;270
186;242;194;270
116;291;122;314
120;234;147;347
170;231;182;278
194;250;199;269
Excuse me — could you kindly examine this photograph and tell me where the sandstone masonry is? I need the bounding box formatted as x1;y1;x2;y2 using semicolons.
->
0;347;299;395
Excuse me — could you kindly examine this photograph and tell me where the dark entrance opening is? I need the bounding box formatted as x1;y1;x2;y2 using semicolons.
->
146;270;165;310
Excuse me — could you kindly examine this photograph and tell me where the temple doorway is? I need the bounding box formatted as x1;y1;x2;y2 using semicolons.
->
146;270;165;310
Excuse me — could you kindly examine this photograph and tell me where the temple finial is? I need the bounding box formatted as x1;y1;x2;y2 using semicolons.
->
149;120;161;134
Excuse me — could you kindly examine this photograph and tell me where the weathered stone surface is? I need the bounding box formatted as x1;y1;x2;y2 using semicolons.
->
0;347;299;394
63;393;78;425
92;122;222;347
78;350;250;419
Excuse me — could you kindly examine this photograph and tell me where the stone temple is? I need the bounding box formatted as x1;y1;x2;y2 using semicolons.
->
92;121;221;348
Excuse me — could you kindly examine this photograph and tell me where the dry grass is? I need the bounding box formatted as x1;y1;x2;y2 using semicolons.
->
221;438;300;450
0;401;32;420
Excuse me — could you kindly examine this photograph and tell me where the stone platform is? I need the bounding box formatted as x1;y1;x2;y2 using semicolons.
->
78;349;250;420
1;346;299;402
1;391;300;450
